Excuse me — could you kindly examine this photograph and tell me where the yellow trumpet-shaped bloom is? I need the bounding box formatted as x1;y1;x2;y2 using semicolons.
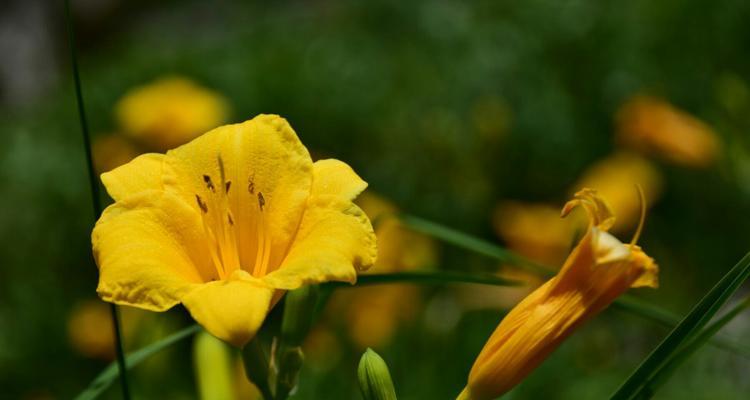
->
92;114;377;347
458;189;658;400
116;77;229;151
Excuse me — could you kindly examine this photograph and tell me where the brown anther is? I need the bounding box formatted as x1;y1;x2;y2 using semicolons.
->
203;175;215;192
258;192;265;211
248;177;255;194
195;194;208;213
225;181;232;193
227;213;234;225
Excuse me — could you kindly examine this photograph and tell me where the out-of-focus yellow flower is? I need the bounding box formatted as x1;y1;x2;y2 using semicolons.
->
473;202;577;309
92;134;139;174
616;95;721;167
493;202;577;266
235;358;262;400
357;193;438;273
67;300;116;360
327;193;438;349
303;325;344;372
116;77;229;151
572;152;662;232
458;189;658;400
67;300;141;360
92;115;377;347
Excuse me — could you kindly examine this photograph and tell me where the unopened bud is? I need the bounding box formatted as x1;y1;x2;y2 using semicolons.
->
358;348;397;400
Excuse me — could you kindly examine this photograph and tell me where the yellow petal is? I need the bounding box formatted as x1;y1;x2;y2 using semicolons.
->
92;190;215;311
311;159;368;200
182;270;274;347
101;153;166;202
263;196;377;289
164;114;313;274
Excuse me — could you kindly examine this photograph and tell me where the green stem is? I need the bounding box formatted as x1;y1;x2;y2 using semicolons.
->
63;1;129;398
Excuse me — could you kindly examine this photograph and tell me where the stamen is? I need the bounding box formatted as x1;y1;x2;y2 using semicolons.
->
225;181;231;193
253;191;272;277
248;175;255;194
195;194;224;279
629;185;647;247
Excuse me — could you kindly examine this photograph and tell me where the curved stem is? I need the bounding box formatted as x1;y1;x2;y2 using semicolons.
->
63;1;130;398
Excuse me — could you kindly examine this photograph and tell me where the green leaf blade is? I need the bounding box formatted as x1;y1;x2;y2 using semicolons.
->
75;324;201;400
610;251;750;400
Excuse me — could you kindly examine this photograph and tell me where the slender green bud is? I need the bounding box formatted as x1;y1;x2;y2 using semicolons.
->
358;348;398;400
281;285;319;345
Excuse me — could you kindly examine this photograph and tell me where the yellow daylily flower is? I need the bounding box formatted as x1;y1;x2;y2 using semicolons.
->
616;95;721;168
458;189;658;400
572;152;662;232
92;114;377;347
116;76;229;151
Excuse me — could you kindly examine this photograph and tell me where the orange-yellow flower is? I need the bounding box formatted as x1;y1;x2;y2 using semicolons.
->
458;189;658;400
116;77;229;151
92;115;377;347
493;202;577;267
616;95;721;167
572;152;662;232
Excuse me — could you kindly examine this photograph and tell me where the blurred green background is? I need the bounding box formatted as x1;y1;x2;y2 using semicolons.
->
2;0;750;399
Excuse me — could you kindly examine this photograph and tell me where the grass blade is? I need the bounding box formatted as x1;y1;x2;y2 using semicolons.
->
328;271;523;289
75;324;201;400
610;251;750;400
398;214;553;276
635;295;750;398
63;0;130;397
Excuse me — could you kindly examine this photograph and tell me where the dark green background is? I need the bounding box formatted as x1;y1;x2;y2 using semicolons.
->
1;0;750;398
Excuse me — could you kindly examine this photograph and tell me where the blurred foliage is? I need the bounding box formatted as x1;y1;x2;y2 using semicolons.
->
2;0;750;398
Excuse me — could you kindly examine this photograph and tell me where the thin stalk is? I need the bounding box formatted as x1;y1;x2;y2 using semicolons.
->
63;1;130;398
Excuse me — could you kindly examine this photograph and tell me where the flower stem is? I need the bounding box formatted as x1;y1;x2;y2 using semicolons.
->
63;1;130;398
